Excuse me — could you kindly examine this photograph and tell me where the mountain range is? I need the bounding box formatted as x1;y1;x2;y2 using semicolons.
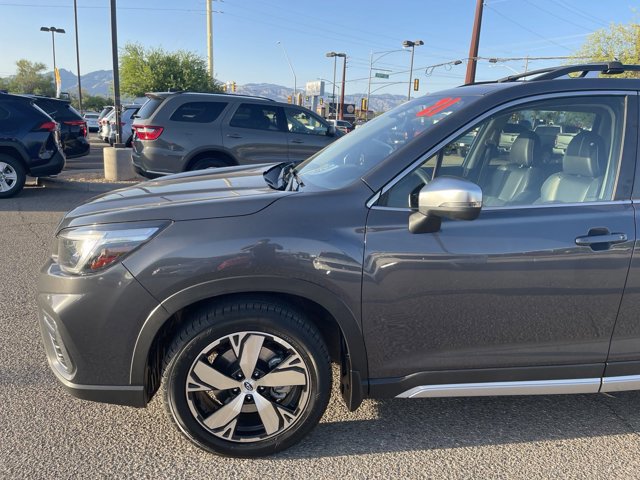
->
56;69;407;111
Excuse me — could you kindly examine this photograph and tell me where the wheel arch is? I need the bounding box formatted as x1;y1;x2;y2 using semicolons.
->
132;276;367;410
184;148;237;171
0;143;29;171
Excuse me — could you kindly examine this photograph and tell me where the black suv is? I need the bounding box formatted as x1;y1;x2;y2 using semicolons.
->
28;96;90;158
131;92;340;178
0;92;65;198
38;63;640;457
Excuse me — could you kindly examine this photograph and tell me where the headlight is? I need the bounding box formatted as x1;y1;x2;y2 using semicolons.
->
56;221;169;275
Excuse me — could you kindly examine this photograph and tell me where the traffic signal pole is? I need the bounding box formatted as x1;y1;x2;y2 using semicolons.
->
464;0;484;85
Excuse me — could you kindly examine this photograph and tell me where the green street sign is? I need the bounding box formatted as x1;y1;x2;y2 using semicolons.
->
374;72;390;79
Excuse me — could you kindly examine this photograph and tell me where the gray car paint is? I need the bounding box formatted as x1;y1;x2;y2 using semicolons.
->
38;77;640;413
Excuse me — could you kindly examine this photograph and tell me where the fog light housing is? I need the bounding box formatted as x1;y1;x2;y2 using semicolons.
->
40;311;75;380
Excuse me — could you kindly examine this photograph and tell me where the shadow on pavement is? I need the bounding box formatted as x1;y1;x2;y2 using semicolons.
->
0;184;98;213
280;390;640;459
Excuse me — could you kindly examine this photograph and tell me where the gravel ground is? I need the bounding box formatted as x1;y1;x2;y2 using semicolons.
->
2;186;640;479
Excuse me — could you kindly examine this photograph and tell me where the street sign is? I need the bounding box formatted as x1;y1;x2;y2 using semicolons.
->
374;72;389;79
306;80;325;97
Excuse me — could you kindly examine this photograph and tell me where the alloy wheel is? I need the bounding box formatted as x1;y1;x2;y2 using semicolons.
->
185;331;310;443
0;162;18;193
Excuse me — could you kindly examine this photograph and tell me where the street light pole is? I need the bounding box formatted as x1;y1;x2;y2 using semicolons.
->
402;39;424;101
277;41;297;104
326;52;345;119
366;49;408;118
73;0;83;113
40;26;66;98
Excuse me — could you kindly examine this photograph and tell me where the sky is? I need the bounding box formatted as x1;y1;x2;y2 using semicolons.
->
0;0;637;97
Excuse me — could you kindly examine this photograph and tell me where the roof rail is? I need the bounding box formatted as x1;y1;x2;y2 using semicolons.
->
147;91;276;102
496;62;640;83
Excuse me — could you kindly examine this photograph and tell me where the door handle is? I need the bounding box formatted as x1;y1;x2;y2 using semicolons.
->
291;139;305;144
575;228;627;250
226;133;242;139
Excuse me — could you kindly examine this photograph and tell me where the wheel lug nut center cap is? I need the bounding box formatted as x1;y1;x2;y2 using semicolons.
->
243;381;254;392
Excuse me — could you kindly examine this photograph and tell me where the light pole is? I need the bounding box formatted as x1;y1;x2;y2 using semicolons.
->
402;39;424;101
367;49;408;118
326;52;345;119
276;41;297;104
337;53;347;120
73;0;82;113
40;26;65;98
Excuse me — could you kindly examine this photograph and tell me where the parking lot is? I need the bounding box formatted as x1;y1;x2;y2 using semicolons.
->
2;176;640;478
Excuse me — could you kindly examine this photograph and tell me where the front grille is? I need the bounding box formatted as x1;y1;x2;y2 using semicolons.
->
41;311;76;379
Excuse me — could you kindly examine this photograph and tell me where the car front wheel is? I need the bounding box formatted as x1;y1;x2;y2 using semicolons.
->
162;299;331;457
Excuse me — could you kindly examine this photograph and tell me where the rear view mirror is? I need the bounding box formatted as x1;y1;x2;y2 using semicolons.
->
409;176;482;234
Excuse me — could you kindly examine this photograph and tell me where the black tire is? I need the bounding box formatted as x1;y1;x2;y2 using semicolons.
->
162;299;331;457
189;157;230;171
0;154;26;199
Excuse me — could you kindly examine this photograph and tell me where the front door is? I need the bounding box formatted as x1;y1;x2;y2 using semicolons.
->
362;93;637;382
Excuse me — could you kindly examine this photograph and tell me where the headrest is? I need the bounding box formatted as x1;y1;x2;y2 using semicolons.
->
563;155;600;177
563;132;605;177
510;131;540;167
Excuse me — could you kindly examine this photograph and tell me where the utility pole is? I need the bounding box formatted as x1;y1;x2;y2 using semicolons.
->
110;0;122;146
464;0;484;85
207;0;213;79
339;54;347;120
73;0;83;113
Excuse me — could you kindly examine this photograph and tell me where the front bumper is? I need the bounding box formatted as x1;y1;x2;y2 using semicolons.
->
38;259;162;407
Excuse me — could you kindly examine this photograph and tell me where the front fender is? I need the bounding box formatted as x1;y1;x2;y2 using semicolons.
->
129;275;368;403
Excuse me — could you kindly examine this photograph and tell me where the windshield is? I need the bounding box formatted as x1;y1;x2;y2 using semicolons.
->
297;93;476;189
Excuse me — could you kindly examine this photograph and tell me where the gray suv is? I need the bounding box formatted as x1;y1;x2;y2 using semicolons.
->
131;92;340;178
38;63;640;457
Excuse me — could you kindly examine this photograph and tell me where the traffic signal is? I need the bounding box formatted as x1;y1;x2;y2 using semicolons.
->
287;95;292;104
231;82;237;93
413;78;420;91
361;98;368;112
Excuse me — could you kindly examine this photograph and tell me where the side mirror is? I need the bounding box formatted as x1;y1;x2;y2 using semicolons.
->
327;125;337;137
409;176;482;234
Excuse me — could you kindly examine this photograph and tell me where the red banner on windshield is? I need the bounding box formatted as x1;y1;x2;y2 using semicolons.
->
416;97;461;117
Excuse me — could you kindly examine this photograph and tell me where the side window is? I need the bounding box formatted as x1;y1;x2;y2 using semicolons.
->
380;96;626;209
229;103;282;131
285;108;328;135
169;101;227;123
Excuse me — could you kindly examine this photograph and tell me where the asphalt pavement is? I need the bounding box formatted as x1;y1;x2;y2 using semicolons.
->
2;172;640;478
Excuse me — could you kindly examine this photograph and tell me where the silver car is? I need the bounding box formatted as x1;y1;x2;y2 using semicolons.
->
131;92;341;178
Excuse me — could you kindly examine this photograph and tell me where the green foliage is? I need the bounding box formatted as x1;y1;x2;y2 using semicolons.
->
574;23;640;78
120;43;223;97
6;59;55;96
68;90;114;112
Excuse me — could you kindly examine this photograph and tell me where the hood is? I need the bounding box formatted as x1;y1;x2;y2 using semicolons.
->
60;164;295;229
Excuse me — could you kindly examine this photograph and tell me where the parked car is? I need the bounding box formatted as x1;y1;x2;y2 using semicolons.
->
83;112;100;132
328;119;354;134
28;96;90;158
131;92;341;178
97;105;113;123
99;109;115;142
39;62;640;457
0;92;64;197
108;104;142;146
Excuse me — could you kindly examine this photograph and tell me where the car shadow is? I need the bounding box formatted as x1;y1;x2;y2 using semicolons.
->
278;390;640;459
0;185;97;213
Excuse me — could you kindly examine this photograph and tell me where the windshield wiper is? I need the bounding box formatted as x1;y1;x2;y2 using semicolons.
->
262;162;304;191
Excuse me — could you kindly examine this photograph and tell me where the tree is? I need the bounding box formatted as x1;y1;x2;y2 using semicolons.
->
120;43;223;97
7;59;55;96
69;90;114;112
573;23;640;78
